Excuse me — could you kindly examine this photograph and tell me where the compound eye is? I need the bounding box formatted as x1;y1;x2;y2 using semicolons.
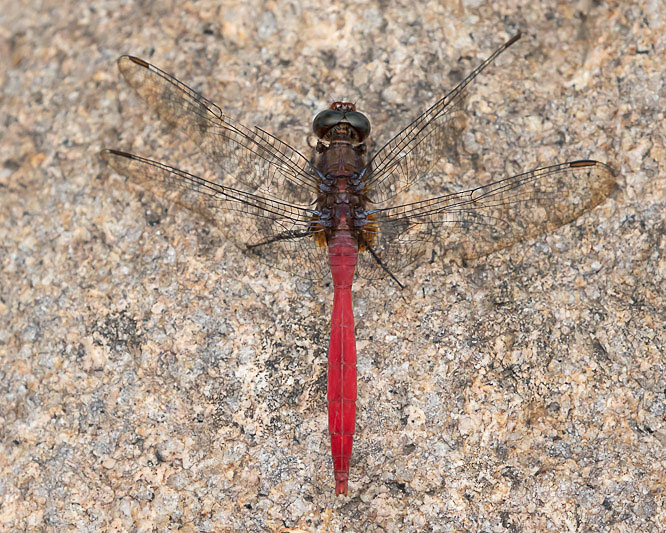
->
345;111;371;140
313;110;344;138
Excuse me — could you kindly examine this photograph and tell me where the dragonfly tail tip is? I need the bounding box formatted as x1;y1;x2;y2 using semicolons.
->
335;478;349;496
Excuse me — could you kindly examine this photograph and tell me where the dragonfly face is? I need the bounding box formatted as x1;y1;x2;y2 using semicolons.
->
313;101;371;143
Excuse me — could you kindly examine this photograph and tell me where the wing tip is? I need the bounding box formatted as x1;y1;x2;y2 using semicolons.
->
100;149;140;168
569;159;597;168
506;31;522;47
101;148;133;160
118;55;149;68
569;159;618;177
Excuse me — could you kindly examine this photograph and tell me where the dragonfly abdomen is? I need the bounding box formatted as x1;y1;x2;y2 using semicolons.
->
327;231;358;495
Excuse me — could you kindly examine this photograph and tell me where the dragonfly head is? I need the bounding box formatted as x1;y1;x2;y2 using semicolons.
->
313;102;371;143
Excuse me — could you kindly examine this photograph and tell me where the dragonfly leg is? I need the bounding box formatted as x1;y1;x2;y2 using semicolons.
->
365;243;405;289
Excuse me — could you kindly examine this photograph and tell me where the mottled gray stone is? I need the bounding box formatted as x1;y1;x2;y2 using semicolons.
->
1;0;664;530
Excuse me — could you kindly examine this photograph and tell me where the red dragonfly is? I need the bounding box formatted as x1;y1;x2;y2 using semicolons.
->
101;32;614;495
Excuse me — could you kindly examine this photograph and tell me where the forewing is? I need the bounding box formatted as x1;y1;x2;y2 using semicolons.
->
362;33;521;204
117;56;319;205
355;161;615;280
101;150;330;280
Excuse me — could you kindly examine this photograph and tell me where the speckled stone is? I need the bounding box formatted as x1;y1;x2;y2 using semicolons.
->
1;0;664;531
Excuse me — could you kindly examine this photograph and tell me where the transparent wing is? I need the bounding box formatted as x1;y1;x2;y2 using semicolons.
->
362;33;521;204
101;149;330;280
117;55;319;205
355;160;615;280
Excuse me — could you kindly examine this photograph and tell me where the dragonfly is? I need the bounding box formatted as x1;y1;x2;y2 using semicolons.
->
101;32;615;495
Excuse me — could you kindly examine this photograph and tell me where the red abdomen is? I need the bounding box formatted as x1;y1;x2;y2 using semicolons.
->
327;232;358;495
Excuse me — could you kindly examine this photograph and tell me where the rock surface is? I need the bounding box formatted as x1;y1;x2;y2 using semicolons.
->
1;0;664;530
